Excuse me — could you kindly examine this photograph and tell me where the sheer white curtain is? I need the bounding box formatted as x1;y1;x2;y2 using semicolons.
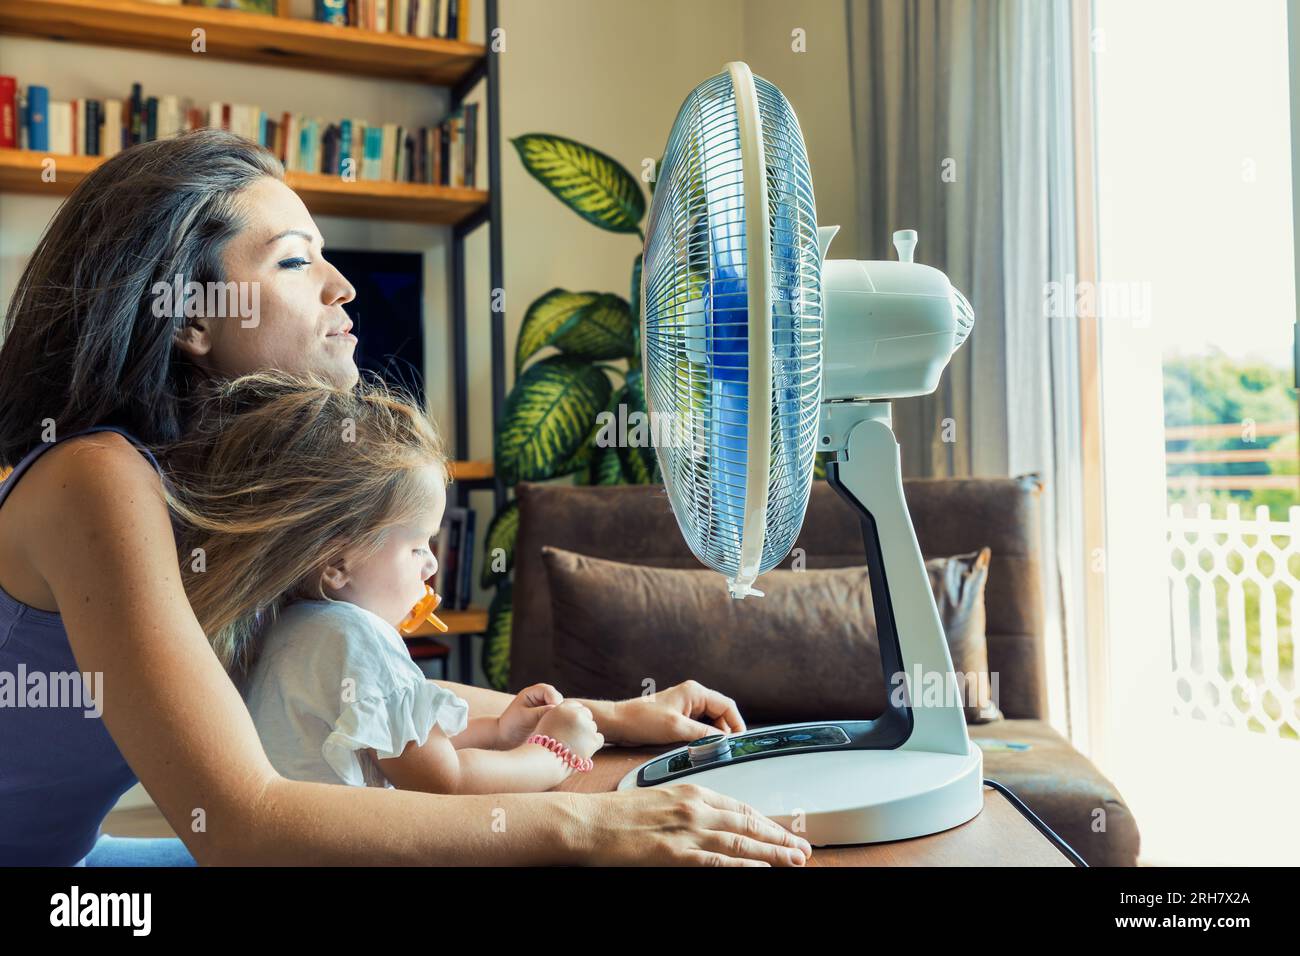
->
844;0;1090;744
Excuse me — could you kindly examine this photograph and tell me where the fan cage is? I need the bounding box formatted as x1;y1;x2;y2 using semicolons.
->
641;68;823;583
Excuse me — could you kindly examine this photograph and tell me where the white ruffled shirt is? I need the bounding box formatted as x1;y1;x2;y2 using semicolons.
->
241;599;470;788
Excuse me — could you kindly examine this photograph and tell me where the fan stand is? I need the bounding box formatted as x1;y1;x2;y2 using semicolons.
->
617;401;984;846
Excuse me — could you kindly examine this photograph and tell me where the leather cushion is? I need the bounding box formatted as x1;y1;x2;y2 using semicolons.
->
541;546;1003;725
970;719;1142;866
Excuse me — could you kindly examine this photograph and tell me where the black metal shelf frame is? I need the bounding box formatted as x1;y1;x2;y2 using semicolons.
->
448;0;504;682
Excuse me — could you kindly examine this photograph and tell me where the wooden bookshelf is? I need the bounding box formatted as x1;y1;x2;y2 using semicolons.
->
405;606;487;637
0;0;485;85
0;148;488;224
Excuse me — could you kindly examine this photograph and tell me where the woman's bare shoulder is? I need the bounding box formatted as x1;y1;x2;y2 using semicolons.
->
14;431;170;546
28;430;163;493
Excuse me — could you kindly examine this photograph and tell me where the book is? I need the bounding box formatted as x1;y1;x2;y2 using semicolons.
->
159;94;181;140
103;99;122;157
322;122;340;175
464;101;477;187
187;0;276;13
450;110;461;186
130;82;143;146
26;85;49;152
338;118;352;177
415;0;433;38
315;0;347;24
49;101;71;155
380;121;397;180
16;87;27;150
362;125;383;180
86;99;101;156
72;98;83;154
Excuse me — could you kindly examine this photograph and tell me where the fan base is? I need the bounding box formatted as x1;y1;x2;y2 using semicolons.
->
617;732;984;847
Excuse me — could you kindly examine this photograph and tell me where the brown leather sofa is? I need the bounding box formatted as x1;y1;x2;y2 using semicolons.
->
508;476;1141;866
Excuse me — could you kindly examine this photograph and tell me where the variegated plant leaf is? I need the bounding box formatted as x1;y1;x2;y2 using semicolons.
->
495;356;612;485
511;133;645;233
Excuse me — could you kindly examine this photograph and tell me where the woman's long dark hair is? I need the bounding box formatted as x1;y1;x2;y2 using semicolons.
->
0;128;284;466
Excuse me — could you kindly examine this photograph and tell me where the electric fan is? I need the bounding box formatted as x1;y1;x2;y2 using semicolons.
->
617;62;983;846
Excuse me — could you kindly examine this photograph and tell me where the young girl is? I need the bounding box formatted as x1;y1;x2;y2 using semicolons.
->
163;370;603;794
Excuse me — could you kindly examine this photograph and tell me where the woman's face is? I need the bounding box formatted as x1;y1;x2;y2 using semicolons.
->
175;176;360;388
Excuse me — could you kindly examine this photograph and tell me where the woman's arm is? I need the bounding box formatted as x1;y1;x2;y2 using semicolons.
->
21;436;586;865
431;679;514;718
23;436;809;865
375;731;569;794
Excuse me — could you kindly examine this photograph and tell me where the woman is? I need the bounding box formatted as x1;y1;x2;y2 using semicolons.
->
0;129;811;866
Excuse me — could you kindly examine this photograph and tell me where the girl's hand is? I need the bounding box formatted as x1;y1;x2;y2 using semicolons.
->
606;680;746;746
496;682;565;748
532;701;605;762
583;784;812;866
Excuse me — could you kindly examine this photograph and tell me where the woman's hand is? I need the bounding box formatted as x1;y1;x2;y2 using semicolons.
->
583;784;811;866
496;682;565;748
599;680;746;747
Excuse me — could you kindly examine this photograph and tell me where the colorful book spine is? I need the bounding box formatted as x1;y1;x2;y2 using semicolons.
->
362;125;382;181
103;99;122;157
339;118;352;176
86;99;101;156
26;85;49;152
315;0;347;24
130;82;143;146
0;77;15;149
49;101;71;155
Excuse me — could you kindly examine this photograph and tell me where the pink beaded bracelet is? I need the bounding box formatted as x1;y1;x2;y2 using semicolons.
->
526;733;593;773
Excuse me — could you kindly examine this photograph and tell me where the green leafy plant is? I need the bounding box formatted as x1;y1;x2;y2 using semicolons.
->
478;134;661;690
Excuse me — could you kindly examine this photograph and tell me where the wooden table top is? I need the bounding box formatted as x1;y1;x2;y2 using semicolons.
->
560;744;1074;867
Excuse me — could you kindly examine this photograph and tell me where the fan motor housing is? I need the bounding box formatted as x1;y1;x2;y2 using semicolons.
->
821;258;966;401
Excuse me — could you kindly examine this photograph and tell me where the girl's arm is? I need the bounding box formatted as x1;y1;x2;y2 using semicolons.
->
374;730;571;795
23;435;590;865
432;679;624;741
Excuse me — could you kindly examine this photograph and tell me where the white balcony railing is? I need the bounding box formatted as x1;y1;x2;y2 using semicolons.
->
1167;503;1300;740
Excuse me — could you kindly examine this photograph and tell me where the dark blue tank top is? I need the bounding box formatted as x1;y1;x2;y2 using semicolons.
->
0;426;163;865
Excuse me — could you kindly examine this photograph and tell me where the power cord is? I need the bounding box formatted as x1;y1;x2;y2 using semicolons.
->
983;778;1089;868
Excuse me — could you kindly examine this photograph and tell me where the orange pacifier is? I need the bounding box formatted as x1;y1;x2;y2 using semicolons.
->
398;584;449;636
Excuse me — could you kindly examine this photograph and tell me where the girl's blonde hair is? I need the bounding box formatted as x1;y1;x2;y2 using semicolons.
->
162;370;449;678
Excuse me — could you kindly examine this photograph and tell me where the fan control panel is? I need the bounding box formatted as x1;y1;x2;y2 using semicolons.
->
637;724;852;785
